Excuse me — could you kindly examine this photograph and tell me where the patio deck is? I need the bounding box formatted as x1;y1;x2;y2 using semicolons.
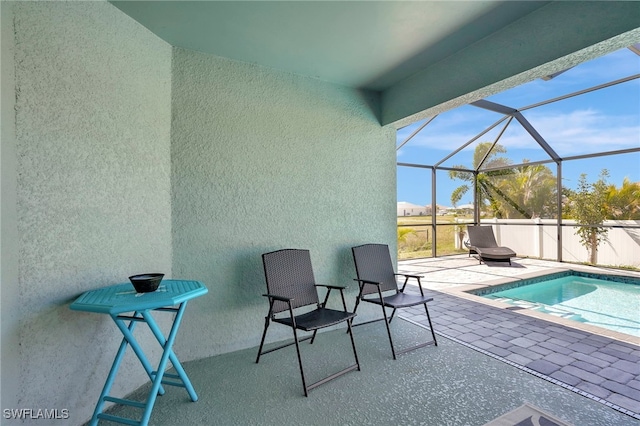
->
398;255;640;419
100;257;640;426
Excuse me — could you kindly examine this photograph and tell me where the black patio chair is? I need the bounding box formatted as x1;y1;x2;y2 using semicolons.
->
466;225;516;265
351;243;437;359
255;249;360;396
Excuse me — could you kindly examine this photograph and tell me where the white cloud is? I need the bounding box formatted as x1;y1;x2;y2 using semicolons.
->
397;108;640;158
501;109;640;155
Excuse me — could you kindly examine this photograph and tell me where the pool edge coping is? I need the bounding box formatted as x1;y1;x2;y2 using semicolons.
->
432;265;640;345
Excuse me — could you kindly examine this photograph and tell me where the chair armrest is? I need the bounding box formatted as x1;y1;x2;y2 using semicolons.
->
315;283;347;290
353;278;382;286
262;293;293;303
395;273;424;279
316;284;349;311
396;274;426;295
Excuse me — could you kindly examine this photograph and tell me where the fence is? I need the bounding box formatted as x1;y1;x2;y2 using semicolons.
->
456;219;640;268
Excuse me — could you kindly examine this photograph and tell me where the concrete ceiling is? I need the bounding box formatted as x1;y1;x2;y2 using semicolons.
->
111;1;547;91
110;1;640;126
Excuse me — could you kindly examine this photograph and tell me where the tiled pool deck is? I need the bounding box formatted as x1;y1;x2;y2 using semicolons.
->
397;255;640;420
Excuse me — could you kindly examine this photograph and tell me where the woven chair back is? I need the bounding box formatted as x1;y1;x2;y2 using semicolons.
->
352;244;398;295
262;249;319;313
467;226;499;248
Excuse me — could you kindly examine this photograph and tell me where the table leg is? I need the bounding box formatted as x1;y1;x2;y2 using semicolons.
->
112;312;166;396
139;302;193;425
91;305;198;426
142;302;198;401
89;318;138;426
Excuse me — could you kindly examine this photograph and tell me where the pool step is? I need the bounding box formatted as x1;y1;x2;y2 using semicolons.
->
491;297;583;320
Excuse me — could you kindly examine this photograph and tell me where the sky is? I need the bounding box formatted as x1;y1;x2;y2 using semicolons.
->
396;47;640;208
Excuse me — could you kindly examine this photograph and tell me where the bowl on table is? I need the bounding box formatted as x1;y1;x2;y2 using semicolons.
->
129;273;164;293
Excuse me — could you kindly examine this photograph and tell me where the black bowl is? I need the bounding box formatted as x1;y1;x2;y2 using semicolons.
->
129;273;164;293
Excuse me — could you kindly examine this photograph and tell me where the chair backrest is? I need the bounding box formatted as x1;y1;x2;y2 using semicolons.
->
262;249;319;314
352;244;398;295
467;225;499;248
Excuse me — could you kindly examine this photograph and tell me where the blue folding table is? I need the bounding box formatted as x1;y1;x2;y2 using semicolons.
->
70;279;208;426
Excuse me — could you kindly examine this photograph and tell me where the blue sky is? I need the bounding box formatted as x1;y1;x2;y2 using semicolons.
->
397;47;640;207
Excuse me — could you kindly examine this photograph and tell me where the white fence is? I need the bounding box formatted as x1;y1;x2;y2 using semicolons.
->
458;219;640;268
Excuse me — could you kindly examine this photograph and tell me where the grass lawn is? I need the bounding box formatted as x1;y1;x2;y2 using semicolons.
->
397;215;473;259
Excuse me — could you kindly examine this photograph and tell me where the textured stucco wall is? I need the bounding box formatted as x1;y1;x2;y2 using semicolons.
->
1;1;19;414
5;2;172;424
171;48;396;358
2;3;397;424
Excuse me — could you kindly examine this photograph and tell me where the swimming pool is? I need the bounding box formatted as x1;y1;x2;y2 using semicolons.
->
470;271;640;337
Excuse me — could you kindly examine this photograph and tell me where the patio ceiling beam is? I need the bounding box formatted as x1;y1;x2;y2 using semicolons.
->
476;116;513;171
401;148;640;174
470;99;516;115
382;2;640;127
561;147;640;162
481;158;555;173
433;115;509;168
396;115;438;151
513;111;560;162
435;166;473;173
396;162;432;169
520;73;639;112
471;100;561;163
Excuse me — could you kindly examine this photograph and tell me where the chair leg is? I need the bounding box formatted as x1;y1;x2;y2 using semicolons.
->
380;305;397;360
255;317;270;364
423;303;438;346
388;307;397;323
291;327;309;397
346;319;361;371
347;297;362;334
353;292;362;314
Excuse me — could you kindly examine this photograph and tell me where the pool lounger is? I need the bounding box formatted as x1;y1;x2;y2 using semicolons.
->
474;246;516;265
466;225;516;265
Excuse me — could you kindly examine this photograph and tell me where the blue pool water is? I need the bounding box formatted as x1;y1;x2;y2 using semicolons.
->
473;272;640;337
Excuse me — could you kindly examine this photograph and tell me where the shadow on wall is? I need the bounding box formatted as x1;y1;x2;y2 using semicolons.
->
622;228;640;249
234;249;271;308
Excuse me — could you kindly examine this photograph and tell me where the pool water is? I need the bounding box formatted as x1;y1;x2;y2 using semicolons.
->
476;273;640;337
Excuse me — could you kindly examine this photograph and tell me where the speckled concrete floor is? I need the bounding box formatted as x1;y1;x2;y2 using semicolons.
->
99;318;638;426
396;255;640;418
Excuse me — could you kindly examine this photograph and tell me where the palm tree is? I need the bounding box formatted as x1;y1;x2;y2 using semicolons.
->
606;177;640;220
397;227;416;244
448;142;513;216
495;161;557;219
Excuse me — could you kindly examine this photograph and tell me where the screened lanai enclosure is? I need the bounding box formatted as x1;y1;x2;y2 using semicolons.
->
397;46;640;268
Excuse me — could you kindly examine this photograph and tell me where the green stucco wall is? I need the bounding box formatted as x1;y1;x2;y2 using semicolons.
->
1;2;396;425
171;48;396;357
1;0;19;416
3;2;172;424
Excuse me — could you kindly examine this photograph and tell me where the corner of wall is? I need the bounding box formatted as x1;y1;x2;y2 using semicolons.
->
1;0;20;413
357;88;383;125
